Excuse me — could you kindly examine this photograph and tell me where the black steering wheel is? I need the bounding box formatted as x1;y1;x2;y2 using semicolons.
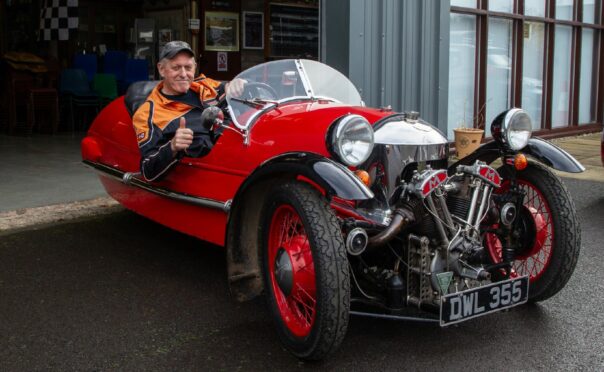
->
241;82;278;101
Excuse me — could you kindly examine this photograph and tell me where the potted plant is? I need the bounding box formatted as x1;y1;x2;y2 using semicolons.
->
453;102;485;159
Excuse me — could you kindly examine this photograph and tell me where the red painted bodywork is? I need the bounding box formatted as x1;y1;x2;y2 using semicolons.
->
83;96;391;246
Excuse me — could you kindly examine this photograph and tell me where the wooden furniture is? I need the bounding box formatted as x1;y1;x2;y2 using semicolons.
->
27;88;59;134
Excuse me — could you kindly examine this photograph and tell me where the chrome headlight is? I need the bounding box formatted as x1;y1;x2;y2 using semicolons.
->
491;108;532;150
329;114;374;166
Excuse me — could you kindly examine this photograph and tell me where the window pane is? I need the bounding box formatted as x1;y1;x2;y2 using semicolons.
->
579;28;596;123
451;0;477;8
583;0;600;23
489;0;513;13
522;22;545;129
486;18;513;136
555;0;574;20
525;0;546;17
448;14;476;138
552;25;572;127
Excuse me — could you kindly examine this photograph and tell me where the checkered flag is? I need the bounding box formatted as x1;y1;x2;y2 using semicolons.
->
39;0;79;41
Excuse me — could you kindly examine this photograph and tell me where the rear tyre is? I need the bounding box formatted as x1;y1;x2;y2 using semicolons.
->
485;162;581;302
261;182;350;360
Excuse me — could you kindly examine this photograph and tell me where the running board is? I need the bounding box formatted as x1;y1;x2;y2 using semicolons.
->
82;160;231;213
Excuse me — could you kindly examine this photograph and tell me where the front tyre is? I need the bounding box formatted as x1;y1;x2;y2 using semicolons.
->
485;162;581;302
261;182;350;360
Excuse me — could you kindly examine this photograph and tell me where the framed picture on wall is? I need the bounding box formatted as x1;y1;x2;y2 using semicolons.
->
243;11;263;50
204;11;239;52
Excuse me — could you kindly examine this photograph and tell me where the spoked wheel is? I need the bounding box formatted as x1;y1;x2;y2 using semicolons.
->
485;162;581;302
262;182;350;360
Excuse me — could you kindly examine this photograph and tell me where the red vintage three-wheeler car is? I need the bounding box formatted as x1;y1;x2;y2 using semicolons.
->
82;59;584;360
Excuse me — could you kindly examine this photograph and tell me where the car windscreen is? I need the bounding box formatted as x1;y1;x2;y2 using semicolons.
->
226;59;362;129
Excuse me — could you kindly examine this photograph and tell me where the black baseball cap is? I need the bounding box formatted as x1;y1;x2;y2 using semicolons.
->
159;41;195;60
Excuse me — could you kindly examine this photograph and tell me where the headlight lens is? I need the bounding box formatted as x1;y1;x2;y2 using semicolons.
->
330;115;374;166
504;109;532;150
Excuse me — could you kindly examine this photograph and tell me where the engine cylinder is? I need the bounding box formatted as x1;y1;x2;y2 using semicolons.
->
446;195;471;221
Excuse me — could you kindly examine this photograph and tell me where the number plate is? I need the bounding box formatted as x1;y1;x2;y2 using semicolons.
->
440;276;529;326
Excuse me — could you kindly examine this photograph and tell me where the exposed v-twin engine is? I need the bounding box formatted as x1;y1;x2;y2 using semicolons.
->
350;161;508;311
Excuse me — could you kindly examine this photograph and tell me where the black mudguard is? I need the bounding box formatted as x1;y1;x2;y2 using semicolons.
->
235;152;374;203
523;137;585;173
449;138;585;174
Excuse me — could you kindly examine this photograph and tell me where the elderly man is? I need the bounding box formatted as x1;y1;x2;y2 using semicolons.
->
132;41;244;181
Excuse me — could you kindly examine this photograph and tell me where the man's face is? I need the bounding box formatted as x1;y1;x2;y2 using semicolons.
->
158;52;196;95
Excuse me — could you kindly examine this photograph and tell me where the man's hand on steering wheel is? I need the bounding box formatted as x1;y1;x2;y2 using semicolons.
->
225;78;246;98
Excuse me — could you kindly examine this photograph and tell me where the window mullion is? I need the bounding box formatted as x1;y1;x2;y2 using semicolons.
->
476;13;488;129
512;18;523;107
544;21;555;129
571;25;582;126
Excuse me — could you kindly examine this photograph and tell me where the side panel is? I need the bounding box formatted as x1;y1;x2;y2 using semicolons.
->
100;176;228;246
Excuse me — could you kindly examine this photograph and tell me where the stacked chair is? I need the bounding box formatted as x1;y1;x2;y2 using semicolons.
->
59;68;99;132
92;73;118;107
73;54;98;82
58;52;150;132
121;58;149;93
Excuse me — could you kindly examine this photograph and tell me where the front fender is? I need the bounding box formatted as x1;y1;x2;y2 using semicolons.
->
524;137;585;173
449;138;585;174
236;152;374;203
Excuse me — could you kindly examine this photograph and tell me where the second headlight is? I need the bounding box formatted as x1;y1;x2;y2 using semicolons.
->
504;109;532;150
329;114;375;166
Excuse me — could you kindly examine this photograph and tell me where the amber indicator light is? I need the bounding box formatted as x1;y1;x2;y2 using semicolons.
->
355;170;371;186
514;153;528;170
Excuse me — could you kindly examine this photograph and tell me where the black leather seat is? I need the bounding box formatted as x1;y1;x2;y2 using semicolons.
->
124;81;159;117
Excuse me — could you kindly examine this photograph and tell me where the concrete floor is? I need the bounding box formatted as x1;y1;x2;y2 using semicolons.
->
0;133;106;213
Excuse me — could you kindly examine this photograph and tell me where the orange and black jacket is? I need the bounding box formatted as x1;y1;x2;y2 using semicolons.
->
132;76;225;181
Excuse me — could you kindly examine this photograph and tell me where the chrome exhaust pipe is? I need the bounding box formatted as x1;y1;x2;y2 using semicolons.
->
367;208;415;248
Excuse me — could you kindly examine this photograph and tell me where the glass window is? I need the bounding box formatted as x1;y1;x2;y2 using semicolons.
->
448;13;477;138
489;0;513;13
555;0;574;20
485;18;513;135
522;22;545;129
583;0;600;23
451;0;477;8
552;25;573;127
579;28;597;123
525;0;546;17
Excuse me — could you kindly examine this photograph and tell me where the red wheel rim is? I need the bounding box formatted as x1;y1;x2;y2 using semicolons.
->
268;204;316;338
485;179;554;282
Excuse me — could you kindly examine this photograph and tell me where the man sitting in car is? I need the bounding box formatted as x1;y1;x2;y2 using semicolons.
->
132;40;244;181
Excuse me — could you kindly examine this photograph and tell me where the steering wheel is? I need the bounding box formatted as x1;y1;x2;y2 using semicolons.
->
241;82;278;101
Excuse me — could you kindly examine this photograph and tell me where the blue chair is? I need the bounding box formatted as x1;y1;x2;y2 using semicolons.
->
103;50;127;82
121;58;149;92
59;68;99;131
73;54;98;82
